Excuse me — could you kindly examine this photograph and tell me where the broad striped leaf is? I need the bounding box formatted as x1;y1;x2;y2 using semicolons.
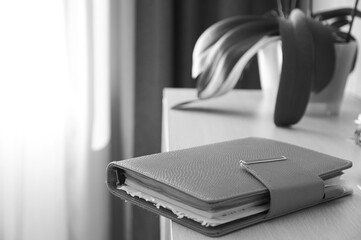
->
193;16;269;78
274;9;314;126
196;19;279;99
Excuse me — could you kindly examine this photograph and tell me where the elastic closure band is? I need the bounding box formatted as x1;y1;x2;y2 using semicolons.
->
240;156;325;219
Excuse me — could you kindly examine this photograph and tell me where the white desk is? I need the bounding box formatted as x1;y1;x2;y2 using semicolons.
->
161;88;361;240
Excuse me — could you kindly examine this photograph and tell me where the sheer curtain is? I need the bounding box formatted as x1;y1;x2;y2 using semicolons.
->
0;1;69;239
0;0;110;240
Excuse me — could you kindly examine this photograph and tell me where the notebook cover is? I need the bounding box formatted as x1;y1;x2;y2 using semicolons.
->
106;137;352;237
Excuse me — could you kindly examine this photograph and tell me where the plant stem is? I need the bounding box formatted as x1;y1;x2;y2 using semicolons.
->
309;0;313;17
285;0;289;17
347;0;359;42
277;0;285;17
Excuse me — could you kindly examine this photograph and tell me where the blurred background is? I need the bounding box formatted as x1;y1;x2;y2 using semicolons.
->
0;0;359;240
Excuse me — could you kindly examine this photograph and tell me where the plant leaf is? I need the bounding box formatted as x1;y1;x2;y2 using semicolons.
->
197;19;279;99
330;16;350;28
313;8;361;21
212;36;280;97
274;9;314;126
306;18;336;93
192;16;270;79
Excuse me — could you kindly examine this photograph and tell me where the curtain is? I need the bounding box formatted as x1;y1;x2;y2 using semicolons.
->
0;0;110;240
65;0;110;239
0;1;70;239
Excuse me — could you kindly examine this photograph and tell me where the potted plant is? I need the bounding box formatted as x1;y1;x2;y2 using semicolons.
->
192;0;360;126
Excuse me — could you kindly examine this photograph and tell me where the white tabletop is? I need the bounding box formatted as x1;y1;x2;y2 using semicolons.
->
162;88;361;240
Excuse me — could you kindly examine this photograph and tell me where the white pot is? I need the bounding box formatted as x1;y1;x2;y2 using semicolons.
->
257;39;358;116
257;40;282;97
306;40;358;116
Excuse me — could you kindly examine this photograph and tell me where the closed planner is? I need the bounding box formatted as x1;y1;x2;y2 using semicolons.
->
106;137;352;237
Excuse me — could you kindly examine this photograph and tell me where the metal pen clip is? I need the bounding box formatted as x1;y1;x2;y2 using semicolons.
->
240;156;287;168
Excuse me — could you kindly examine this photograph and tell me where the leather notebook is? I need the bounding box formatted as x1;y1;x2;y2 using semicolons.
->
106;137;353;237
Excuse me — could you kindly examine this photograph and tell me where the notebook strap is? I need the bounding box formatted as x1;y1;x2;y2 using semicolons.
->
240;156;325;219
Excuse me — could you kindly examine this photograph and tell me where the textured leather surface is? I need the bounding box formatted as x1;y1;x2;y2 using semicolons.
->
108;137;351;204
